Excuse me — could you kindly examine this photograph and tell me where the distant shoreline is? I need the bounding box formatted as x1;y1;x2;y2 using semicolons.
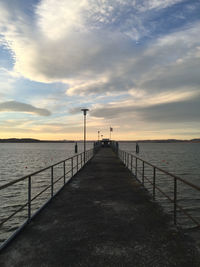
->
119;139;200;143
0;138;200;143
0;138;75;143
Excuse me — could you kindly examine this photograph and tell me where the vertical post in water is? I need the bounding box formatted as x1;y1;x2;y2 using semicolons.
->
174;177;177;225
77;155;78;172
153;167;156;200
51;166;54;198
142;161;144;185
63;161;66;185
28;176;31;222
81;108;89;164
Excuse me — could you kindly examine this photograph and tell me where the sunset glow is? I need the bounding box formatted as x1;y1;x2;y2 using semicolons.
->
0;0;200;140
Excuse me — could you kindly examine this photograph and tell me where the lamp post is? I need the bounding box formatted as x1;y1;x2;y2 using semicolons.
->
81;108;89;163
98;130;100;142
110;127;113;140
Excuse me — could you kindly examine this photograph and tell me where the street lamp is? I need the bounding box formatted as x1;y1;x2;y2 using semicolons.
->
81;108;89;163
98;130;100;142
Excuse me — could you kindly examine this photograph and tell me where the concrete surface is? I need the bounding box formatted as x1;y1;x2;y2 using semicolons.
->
0;148;199;267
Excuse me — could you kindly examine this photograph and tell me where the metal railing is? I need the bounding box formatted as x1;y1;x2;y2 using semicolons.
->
0;148;94;250
118;149;200;229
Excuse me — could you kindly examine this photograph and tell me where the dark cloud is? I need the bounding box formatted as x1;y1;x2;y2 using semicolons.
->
141;58;200;91
91;94;200;124
0;101;51;116
140;96;200;123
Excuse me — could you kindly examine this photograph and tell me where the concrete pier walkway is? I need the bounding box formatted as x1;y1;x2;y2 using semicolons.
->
0;148;199;267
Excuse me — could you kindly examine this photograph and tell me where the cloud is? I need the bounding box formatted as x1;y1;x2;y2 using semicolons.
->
0;101;51;116
0;67;16;96
140;97;200;123
36;0;183;38
1;0;197;94
0;0;200;140
90;91;200;123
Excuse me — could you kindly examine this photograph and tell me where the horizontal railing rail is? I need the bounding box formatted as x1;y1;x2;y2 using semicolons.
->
118;149;200;229
0;148;95;250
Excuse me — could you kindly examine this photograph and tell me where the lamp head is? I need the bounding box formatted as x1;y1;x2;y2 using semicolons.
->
81;108;89;116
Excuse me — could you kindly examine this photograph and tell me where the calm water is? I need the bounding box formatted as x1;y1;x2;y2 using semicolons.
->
119;142;200;229
0;142;93;186
119;142;200;186
0;142;93;245
0;142;200;245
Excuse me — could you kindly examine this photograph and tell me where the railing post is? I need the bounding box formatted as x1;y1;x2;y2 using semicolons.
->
77;155;78;172
127;153;130;168
51;166;54;197
71;157;73;177
63;161;66;185
131;155;133;173
135;158;137;178
153;167;156;200
28;176;31;222
174;177;177;225
142;161;144;185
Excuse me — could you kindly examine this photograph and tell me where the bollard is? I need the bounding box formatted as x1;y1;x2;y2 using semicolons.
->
136;143;139;154
75;142;78;153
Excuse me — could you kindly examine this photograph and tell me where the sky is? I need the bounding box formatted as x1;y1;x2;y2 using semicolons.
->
0;0;200;140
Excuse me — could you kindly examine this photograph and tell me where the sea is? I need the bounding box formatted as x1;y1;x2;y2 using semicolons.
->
0;142;200;246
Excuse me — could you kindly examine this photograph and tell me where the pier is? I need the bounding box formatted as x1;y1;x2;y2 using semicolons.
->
0;147;200;266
